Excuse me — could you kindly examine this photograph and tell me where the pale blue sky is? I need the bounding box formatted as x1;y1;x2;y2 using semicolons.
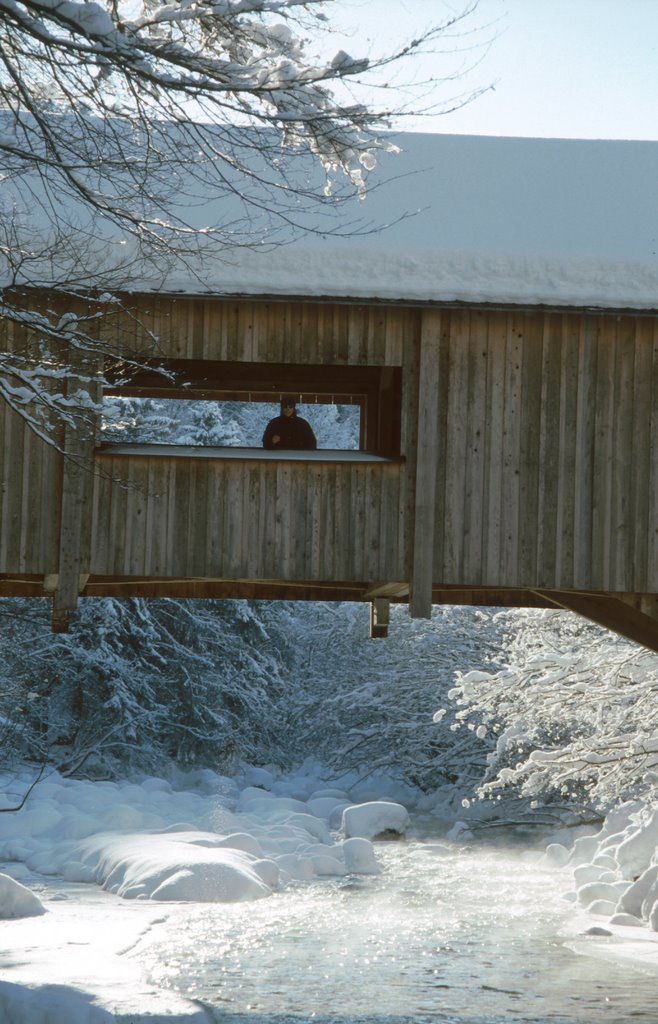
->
328;0;658;140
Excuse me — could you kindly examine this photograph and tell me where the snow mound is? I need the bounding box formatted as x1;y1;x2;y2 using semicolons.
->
0;873;46;919
0;766;397;1020
341;801;410;840
0;982;114;1023
0;769;390;909
342;837;381;874
560;799;658;937
67;831;273;901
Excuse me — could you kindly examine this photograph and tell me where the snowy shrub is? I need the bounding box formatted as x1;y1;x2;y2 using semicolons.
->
285;603;507;793
0;597;295;778
442;609;658;817
0;595;508;789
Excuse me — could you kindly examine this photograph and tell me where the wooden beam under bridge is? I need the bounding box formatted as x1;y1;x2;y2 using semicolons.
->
3;575;658;652
533;590;658;654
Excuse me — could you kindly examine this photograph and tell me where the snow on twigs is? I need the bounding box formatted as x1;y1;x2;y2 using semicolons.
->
442;609;658;814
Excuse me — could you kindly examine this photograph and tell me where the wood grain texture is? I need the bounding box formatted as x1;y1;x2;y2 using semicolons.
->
1;294;655;610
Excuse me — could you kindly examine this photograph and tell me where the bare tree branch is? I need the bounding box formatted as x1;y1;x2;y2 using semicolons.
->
0;0;488;439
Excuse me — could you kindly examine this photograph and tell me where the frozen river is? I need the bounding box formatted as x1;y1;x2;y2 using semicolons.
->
136;838;658;1024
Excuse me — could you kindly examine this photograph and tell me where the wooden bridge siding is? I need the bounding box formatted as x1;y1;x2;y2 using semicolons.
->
430;310;657;593
105;297;412;368
640;318;658;591
0;315;63;575
0;400;61;574
89;455;405;582
3;291;655;606
93;295;418;582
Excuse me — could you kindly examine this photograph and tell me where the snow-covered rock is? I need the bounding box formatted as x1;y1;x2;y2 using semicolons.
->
309;853;347;877
67;831;273;902
274;853;315;881
544;842;570;867
238;790;309;815
609;912;644;927
574;863;610;887
341;801;410;840
0;874;46;919
445;820;474;842
616;865;658;919
587;899;617;916
306;796;350;821
568;834;601;866
342;837;380;874
577;880;621;909
616;807;658;879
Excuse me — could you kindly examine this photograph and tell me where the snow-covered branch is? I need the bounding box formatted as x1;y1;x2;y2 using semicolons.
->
0;0;486;435
438;610;658;814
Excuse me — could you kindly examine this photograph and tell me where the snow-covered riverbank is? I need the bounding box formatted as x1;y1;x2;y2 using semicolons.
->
0;761;419;1021
2;763;658;1023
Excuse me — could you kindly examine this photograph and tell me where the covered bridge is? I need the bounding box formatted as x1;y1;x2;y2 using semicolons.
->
1;134;657;647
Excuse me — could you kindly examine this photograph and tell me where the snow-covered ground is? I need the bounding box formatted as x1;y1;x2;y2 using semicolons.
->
2;761;658;1022
0;762;415;1022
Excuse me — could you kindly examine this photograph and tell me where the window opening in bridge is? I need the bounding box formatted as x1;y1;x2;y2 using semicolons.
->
101;397;361;450
101;359;401;456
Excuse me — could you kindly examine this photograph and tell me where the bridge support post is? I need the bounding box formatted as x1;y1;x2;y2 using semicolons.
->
50;348;98;632
369;598;390;638
410;311;441;619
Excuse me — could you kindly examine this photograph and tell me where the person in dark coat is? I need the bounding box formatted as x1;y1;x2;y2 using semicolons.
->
262;397;317;450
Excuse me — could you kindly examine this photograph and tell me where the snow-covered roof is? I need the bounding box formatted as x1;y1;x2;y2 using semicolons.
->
7;129;658;310
157;133;658;311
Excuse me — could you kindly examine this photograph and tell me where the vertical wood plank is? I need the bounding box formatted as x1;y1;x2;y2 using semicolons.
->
554;314;579;587
500;311;524;584
627;320;651;592
333;463;351;579
0;402;26;572
517;314;543;584
52;349;99;629
648;320;658;591
306;464;322;578
321;463;336;578
463;310;488;584
591;318;615;590
536;314;562;586
572;316;596;588
609;317;636;591
127;460;148;576
481;311;505;584
273;460;292;577
410;310;441;617
443;311;469;582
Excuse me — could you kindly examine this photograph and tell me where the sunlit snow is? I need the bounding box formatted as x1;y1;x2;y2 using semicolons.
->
4;129;658;310
2;760;658;1022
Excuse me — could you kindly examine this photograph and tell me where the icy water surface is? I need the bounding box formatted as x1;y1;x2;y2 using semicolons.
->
140;840;658;1024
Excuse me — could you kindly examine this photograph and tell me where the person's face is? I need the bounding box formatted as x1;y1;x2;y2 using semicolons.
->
282;403;294;417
